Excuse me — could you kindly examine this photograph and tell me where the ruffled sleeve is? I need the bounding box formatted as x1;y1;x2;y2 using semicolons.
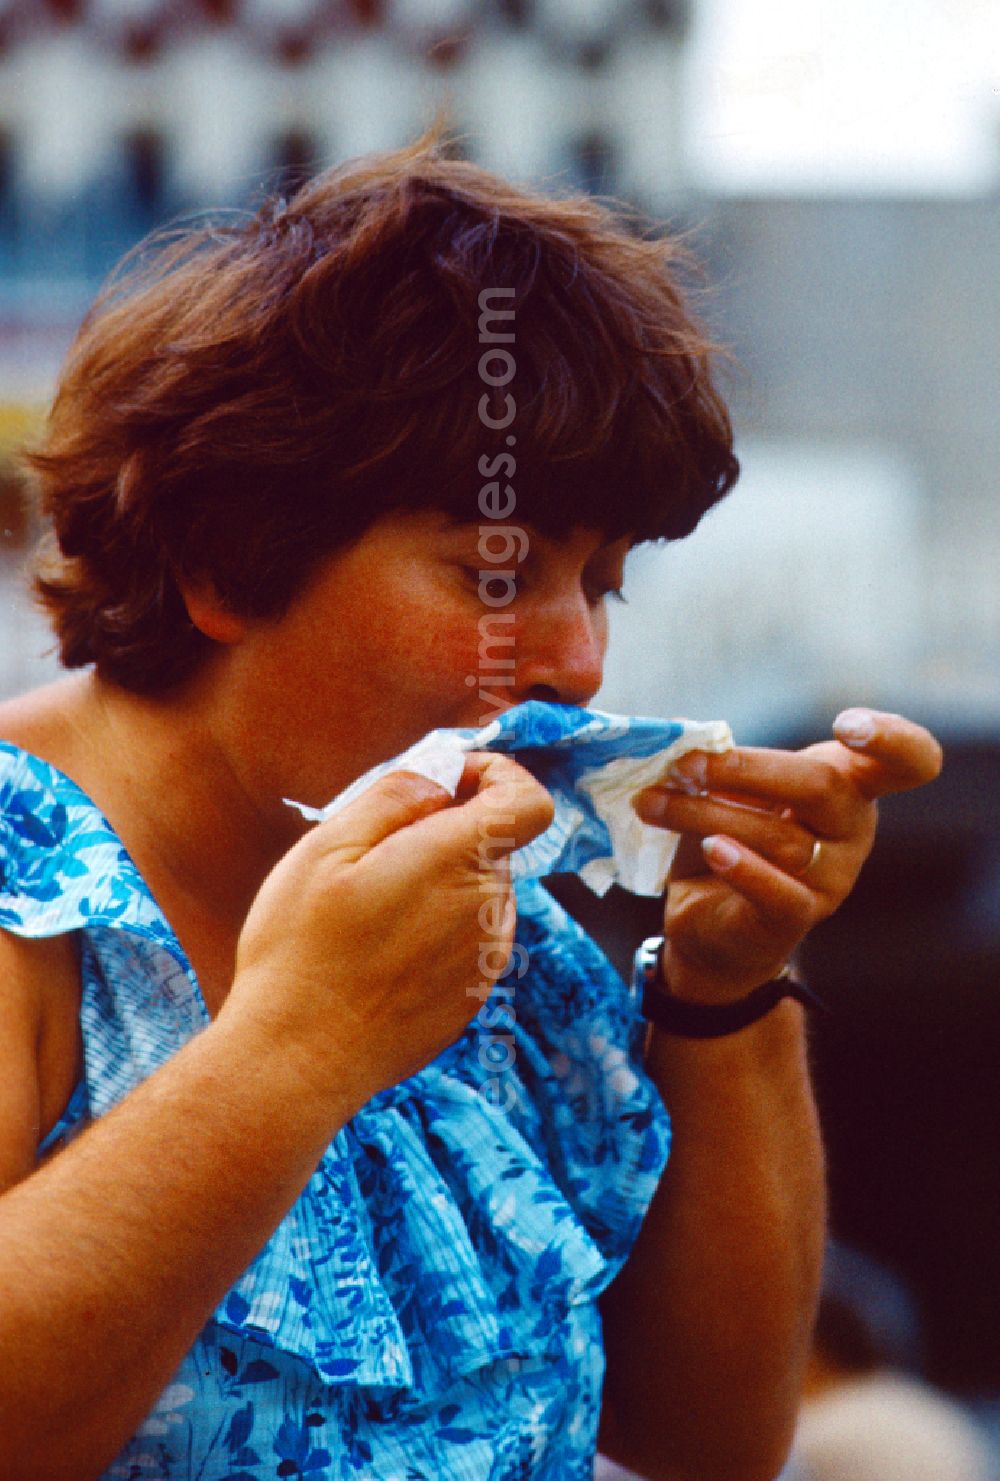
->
497;878;672;1258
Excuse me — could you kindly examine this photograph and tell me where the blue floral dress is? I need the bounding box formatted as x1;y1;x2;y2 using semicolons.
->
0;741;671;1480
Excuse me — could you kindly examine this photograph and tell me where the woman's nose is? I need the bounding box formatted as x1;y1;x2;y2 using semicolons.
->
512;597;607;708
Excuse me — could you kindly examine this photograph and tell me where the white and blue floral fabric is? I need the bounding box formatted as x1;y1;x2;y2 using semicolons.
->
0;734;671;1480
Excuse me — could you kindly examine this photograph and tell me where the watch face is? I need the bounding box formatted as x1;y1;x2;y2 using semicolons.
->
634;936;665;993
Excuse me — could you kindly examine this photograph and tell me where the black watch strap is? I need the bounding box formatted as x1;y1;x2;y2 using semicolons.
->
633;936;828;1039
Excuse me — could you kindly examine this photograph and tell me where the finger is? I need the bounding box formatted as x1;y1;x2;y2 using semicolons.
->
454;750;516;797
656;746;861;840
635;787;818;878
832;708;944;799
700;834;821;933
413;751;556;859
317;768;455;856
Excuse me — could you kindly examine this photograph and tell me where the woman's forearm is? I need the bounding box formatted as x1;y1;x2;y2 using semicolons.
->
599;1002;825;1481
0;1012;356;1481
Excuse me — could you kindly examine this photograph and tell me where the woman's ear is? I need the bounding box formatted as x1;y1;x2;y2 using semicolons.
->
178;578;248;645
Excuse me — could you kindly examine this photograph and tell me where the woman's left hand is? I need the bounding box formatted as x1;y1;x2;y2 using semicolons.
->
632;708;943;1004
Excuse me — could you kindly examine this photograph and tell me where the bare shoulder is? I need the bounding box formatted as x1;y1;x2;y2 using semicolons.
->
0;674;88;759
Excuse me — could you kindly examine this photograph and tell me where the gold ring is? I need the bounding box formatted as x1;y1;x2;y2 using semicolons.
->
802;838;824;877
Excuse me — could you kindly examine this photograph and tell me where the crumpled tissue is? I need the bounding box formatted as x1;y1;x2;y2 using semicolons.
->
286;700;733;896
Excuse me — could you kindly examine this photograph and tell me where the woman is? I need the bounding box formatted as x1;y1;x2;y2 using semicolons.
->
0;133;940;1479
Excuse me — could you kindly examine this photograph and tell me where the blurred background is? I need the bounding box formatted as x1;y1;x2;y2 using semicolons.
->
1;0;999;1459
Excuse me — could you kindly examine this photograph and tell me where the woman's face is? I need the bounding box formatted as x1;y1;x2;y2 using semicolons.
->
223;511;632;808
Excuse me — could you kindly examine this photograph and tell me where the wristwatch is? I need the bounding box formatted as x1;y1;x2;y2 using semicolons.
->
632;935;828;1039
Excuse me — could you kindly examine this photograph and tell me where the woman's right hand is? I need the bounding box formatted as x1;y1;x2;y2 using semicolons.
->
225;752;554;1117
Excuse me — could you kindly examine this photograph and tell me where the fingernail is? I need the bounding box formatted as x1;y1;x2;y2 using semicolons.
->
703;835;740;871
393;770;452;804
834;708;876;748
664;753;709;796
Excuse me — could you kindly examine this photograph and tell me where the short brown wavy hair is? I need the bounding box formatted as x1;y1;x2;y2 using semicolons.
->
28;128;739;693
